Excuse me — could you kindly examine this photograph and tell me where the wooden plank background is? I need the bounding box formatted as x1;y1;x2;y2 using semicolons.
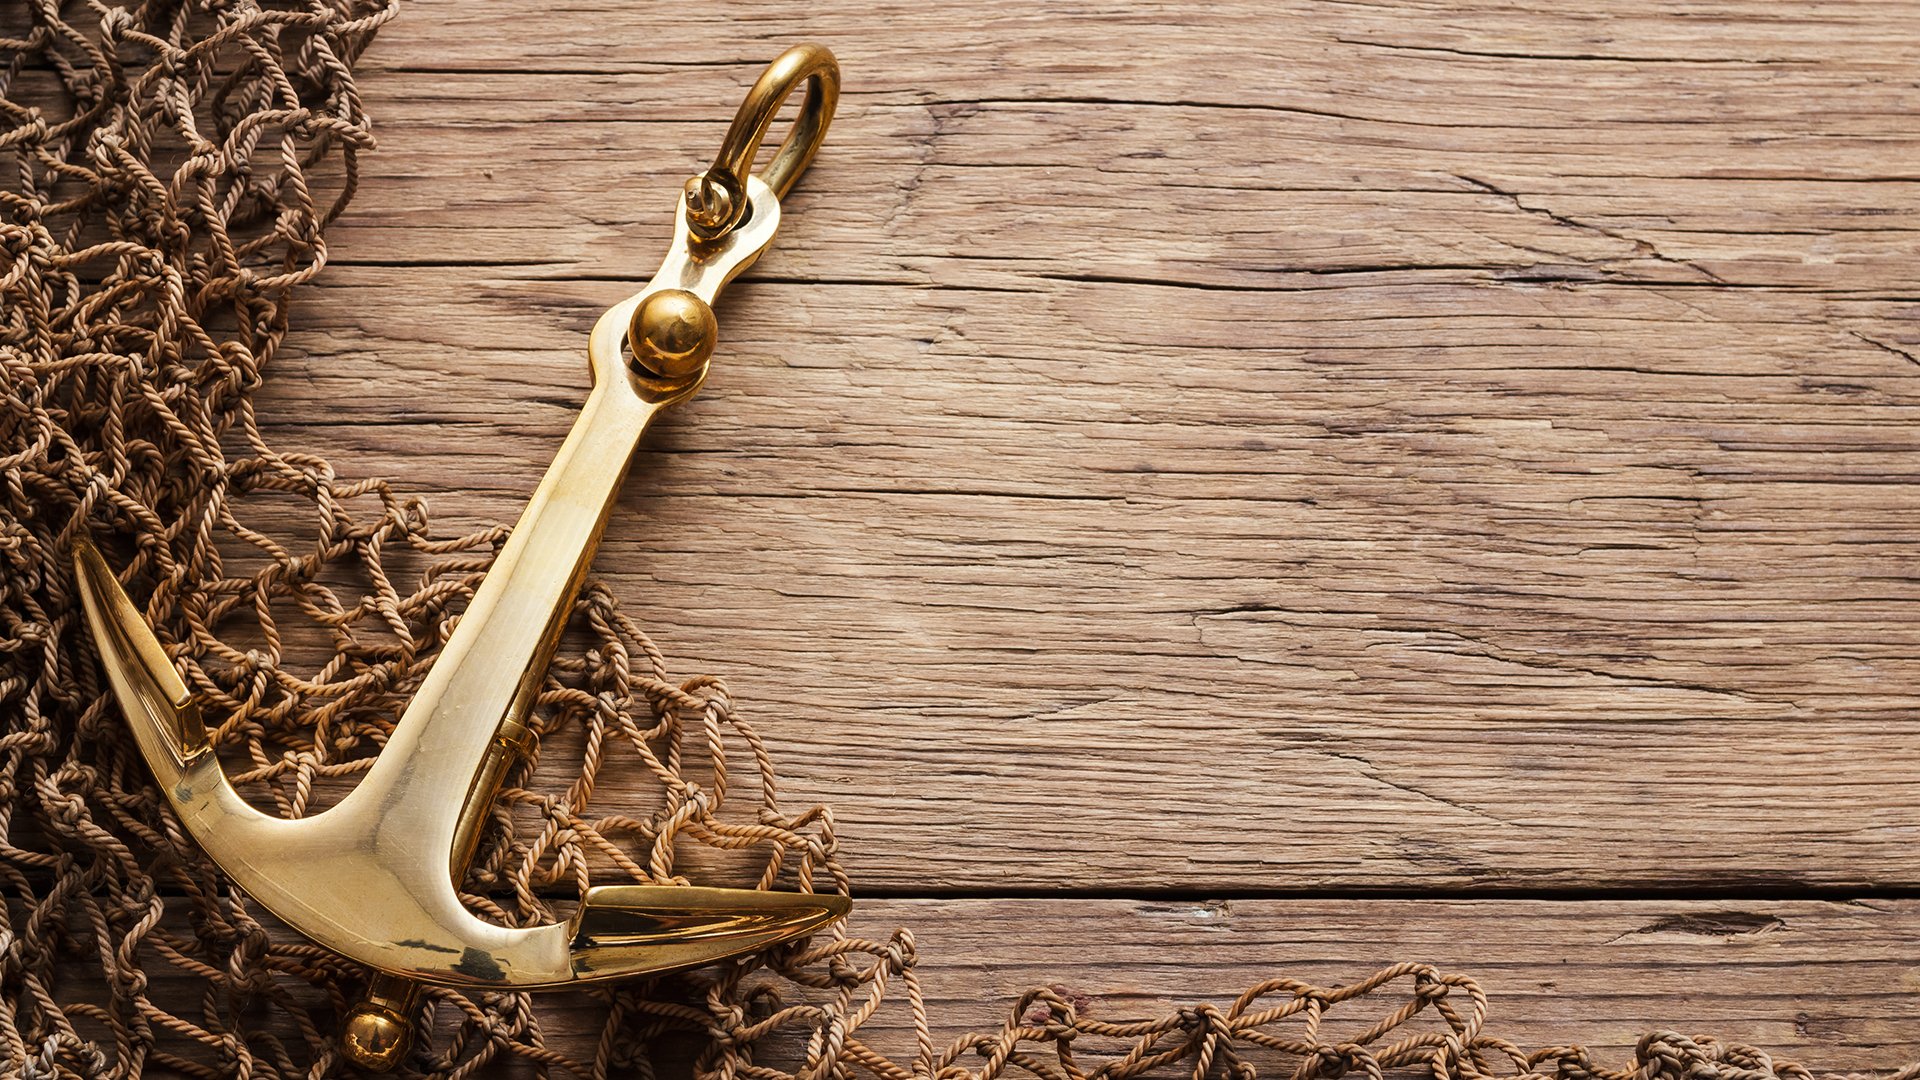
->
250;0;1920;1070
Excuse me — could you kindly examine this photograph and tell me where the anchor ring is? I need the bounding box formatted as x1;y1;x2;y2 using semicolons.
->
685;43;840;240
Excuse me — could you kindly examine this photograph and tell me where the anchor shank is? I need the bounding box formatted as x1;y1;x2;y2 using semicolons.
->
349;383;659;834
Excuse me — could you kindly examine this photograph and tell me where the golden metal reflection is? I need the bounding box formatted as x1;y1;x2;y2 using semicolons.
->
685;42;840;240
73;44;847;1073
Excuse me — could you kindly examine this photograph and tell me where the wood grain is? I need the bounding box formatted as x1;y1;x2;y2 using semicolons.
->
240;1;1920;893
836;898;1920;1071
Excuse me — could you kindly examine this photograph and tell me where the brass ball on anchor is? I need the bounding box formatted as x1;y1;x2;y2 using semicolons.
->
340;1002;411;1072
629;288;717;380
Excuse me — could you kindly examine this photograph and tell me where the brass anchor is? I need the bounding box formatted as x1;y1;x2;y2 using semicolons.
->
73;45;847;1072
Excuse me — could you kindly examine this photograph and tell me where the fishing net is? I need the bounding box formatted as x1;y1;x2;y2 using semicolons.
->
2;2;1915;1079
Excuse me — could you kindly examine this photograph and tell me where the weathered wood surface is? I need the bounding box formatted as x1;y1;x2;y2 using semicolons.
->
253;0;1920;894
142;0;1920;1074
810;898;1920;1070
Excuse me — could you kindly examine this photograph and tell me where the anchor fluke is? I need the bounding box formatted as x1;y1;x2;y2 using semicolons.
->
572;886;851;975
73;539;212;773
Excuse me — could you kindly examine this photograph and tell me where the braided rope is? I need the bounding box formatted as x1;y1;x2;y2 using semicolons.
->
1;2;1914;1078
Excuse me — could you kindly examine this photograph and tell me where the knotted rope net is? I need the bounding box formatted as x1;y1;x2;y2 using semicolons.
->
2;2;1915;1079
